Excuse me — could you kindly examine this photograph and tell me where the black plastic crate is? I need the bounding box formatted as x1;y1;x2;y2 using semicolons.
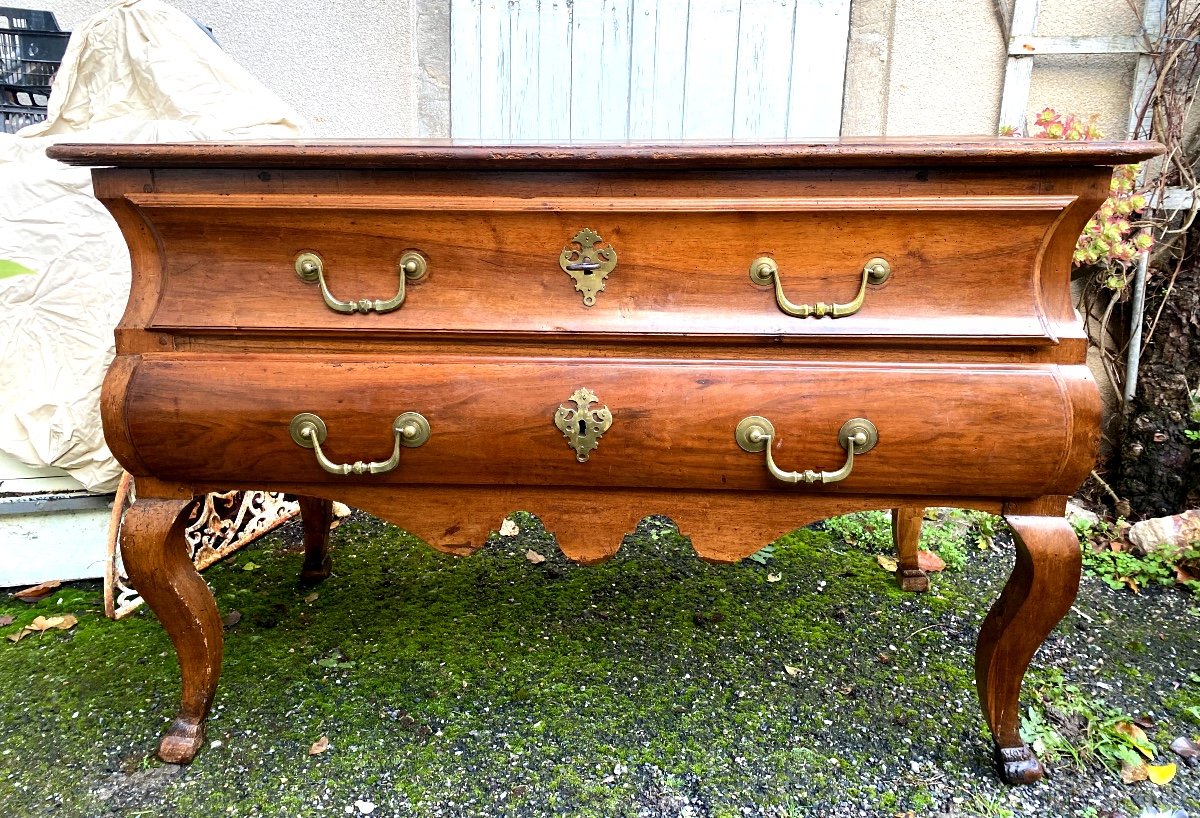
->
0;6;63;32
0;7;67;133
2;100;45;132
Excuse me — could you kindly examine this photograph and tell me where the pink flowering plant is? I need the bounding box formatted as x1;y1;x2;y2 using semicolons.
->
1005;108;1153;289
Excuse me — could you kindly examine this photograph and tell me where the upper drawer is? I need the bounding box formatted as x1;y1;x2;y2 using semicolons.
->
132;193;1078;345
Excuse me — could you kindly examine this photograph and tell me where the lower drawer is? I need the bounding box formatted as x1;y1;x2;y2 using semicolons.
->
117;356;1097;498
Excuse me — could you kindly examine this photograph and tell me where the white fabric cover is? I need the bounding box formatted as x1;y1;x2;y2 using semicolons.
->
0;0;305;491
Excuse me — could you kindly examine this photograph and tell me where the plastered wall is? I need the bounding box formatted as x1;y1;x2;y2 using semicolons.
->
843;0;1146;138
35;0;1147;140
36;0;422;137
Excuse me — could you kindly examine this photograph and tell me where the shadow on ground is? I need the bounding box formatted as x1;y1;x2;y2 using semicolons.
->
0;511;1197;817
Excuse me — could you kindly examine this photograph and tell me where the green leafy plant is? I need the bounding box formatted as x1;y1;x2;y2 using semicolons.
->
1021;669;1159;777
0;259;36;279
1006;109;1152;283
746;543;776;565
823;511;893;554
824;508;1000;571
1073;516;1200;593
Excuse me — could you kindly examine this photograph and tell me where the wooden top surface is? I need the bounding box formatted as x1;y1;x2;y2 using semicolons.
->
48;137;1163;170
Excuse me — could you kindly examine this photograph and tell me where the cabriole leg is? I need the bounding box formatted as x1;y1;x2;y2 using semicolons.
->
892;506;929;592
120;497;222;764
297;496;334;584
975;515;1080;784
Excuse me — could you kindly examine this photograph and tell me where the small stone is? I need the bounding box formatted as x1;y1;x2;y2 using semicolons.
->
1170;735;1199;763
1066;500;1100;528
1128;510;1200;558
354;800;376;815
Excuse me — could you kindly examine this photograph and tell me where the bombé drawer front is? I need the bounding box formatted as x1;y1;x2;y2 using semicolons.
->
119;356;1096;498
137;194;1075;344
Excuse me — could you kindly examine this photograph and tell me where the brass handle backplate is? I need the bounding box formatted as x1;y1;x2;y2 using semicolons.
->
559;228;618;307
295;250;427;314
750;256;891;318
736;416;877;484
289;411;430;475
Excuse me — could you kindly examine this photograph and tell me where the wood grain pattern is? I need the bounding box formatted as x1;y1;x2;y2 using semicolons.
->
119;496;217;764
47;138;1164;170
122;356;1095;498
975;515;1082;784
297;496;334;584
891;506;929;592
135;198;1072;343
72;139;1159;781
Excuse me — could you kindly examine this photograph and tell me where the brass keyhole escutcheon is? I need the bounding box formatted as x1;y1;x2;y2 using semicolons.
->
553;387;613;462
559;228;618;307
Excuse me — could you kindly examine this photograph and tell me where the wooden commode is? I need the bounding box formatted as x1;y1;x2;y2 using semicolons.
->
49;139;1162;784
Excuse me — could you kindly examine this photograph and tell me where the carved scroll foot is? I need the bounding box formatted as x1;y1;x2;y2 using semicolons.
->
995;744;1045;785
159;716;206;764
120;496;222;765
891;506;929;592
976;514;1080;785
298;496;334;584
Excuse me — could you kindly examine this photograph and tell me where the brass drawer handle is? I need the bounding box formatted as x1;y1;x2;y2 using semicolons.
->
294;250;428;314
289;411;430;475
735;416;878;484
750;256;891;318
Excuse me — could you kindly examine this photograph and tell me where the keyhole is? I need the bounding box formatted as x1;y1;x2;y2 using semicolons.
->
578;418;587;436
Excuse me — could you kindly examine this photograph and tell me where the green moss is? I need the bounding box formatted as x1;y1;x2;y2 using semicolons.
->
0;511;1197;815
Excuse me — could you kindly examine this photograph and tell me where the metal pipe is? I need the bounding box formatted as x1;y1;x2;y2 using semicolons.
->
1123;248;1150;405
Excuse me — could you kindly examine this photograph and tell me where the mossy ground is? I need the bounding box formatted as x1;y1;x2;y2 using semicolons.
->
1;512;1197;817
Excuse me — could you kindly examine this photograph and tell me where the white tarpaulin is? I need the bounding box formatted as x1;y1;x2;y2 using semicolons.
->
0;0;305;492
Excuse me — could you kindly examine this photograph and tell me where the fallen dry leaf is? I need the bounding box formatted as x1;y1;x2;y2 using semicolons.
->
500;518;519;537
1146;762;1177;785
303;592;319;604
222;610;242;629
27;616;65;632
0;616;14;627
5;613;76;644
12;580;60;603
525;549;546;565
767;573;782;583
309;735;329;755
241;561;259;572
876;555;898;573
784;665;800;677
917;549;945;573
1114;721;1153;757
1119;758;1148;784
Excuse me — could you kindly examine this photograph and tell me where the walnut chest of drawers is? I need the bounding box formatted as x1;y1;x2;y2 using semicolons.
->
50;139;1162;784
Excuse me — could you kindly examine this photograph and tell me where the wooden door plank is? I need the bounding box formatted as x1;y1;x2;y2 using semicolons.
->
477;0;511;140
733;0;796;140
570;1;605;139
649;0;689;139
510;0;540;139
786;0;851;138
682;0;741;139
449;0;483;138
538;0;574;140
